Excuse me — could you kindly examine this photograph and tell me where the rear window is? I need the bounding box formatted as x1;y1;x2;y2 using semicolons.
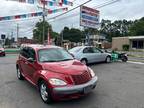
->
69;47;82;53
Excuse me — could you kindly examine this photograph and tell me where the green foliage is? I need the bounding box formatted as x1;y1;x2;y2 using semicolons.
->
100;19;133;42
122;44;129;51
33;20;59;43
129;17;144;36
61;27;84;42
5;38;11;46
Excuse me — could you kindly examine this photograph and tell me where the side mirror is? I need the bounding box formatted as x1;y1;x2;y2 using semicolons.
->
27;58;35;63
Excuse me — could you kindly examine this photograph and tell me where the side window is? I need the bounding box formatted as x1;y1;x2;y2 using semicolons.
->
93;48;101;53
20;47;29;58
28;48;36;60
83;47;94;53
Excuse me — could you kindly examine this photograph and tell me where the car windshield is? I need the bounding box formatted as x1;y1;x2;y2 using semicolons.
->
38;48;74;62
69;47;82;53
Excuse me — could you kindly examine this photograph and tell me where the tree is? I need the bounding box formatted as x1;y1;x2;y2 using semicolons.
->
5;38;11;46
129;17;144;36
60;27;84;42
100;19;133;42
33;20;55;43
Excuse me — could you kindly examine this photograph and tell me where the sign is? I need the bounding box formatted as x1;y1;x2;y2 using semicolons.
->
80;6;100;29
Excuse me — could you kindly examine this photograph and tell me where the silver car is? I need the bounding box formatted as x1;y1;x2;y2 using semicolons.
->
69;46;111;64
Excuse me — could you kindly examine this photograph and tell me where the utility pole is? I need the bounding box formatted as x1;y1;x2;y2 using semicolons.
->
16;23;19;43
42;0;46;44
61;30;63;47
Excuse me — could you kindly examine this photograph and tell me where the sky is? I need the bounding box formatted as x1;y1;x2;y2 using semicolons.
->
0;0;144;39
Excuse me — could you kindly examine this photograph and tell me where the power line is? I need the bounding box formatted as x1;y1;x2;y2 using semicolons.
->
48;0;120;22
0;0;120;24
47;0;92;20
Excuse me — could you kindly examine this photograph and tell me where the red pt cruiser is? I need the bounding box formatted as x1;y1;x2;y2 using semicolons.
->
16;44;98;103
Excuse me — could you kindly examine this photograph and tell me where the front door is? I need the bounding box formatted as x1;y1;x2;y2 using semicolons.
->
24;47;37;84
93;48;105;62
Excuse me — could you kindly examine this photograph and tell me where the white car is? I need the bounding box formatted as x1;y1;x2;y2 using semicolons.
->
69;46;111;64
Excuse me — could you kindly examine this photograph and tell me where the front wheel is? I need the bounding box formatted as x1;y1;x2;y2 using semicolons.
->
122;56;128;62
39;81;52;104
81;59;88;65
105;56;111;63
17;67;24;80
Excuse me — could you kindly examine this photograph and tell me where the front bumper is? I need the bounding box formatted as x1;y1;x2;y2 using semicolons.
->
53;76;98;95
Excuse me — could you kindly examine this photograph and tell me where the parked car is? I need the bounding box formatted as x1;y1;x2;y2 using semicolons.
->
16;44;98;103
69;46;111;65
0;45;5;56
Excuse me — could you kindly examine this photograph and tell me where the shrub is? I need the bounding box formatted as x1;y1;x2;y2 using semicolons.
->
123;44;129;51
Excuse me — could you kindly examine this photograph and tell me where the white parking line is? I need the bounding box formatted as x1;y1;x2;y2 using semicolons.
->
127;61;144;65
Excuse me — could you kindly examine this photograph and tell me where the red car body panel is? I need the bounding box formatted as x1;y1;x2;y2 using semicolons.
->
0;48;5;56
16;45;98;101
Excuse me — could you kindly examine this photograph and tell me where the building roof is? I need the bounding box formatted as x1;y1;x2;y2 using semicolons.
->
128;36;144;40
113;36;144;40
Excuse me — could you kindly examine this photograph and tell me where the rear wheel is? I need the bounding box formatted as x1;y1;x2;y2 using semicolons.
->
81;59;88;65
17;67;24;80
39;81;52;104
122;56;128;62
105;56;111;63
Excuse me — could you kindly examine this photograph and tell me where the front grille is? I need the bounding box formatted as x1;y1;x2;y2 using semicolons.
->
72;71;92;85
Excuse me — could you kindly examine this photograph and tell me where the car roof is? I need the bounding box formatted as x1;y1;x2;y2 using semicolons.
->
21;44;62;50
71;46;95;49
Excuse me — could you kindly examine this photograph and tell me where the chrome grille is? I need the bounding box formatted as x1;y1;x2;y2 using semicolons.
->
72;71;91;85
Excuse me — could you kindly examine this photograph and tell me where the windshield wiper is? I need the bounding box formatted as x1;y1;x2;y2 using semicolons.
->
60;59;74;61
41;60;58;62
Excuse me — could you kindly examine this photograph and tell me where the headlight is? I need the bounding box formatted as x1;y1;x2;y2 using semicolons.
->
49;78;67;86
88;67;95;77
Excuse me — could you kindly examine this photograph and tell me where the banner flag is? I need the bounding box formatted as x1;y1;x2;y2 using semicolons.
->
52;0;73;6
0;7;68;21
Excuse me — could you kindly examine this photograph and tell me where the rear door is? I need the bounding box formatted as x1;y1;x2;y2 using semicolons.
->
19;47;29;77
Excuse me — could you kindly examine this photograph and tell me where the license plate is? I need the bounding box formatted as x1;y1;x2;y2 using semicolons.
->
83;85;93;94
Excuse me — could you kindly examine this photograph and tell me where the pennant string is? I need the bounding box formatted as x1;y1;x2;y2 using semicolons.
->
0;7;68;21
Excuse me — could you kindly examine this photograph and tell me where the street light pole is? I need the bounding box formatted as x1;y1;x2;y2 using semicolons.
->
16;23;19;43
42;0;46;44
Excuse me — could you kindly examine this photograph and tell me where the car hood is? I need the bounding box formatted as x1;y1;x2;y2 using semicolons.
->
41;60;88;75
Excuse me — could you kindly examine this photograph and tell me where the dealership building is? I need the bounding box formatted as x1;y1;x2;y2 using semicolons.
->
112;36;144;50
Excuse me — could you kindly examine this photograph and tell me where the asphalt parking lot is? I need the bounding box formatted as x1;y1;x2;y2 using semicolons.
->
0;54;144;108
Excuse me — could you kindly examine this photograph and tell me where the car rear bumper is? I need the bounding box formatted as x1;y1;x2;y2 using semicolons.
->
53;76;98;95
0;51;5;56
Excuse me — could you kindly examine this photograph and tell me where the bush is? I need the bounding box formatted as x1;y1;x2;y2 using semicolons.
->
123;44;129;51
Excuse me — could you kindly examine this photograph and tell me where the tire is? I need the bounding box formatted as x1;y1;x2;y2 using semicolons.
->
39;81;52;104
17;67;24;80
122;57;128;62
3;53;5;56
105;56;111;63
81;58;88;65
